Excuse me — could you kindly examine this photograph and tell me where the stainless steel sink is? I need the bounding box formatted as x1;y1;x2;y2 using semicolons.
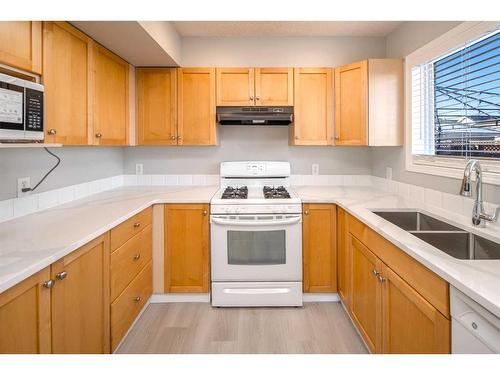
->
372;210;500;260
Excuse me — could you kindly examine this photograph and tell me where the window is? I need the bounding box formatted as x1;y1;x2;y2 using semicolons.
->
407;22;500;184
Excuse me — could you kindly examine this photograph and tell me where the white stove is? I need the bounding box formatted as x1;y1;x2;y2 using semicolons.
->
210;161;303;307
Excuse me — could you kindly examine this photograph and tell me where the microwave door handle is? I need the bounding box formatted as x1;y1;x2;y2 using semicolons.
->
210;216;301;226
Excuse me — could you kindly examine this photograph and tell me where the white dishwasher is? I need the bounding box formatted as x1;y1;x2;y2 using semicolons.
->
451;286;500;353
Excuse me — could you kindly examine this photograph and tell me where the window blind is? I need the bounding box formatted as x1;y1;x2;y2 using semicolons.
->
412;29;500;159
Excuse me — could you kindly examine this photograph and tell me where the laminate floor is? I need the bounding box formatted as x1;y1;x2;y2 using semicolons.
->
117;302;368;354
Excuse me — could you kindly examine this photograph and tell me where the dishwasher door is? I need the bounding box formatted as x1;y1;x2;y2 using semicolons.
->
451;286;500;354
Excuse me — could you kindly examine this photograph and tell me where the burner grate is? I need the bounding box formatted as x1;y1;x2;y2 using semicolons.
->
263;186;291;199
221;186;248;199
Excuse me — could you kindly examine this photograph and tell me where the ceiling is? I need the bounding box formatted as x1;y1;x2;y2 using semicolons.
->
172;21;404;37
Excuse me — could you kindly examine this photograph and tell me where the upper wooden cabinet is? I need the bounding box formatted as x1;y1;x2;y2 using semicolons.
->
93;43;130;145
177;68;217;145
216;67;293;106
137;68;177;145
0;21;42;74
43;22;92;145
302;204;337;293
291;68;333;145
0;267;51;354
334;59;403;146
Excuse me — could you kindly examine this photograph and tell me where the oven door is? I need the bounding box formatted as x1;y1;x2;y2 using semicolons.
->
210;214;302;282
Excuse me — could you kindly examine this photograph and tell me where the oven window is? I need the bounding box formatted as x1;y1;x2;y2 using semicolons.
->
227;230;286;265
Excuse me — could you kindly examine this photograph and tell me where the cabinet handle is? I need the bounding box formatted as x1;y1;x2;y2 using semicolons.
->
372;269;380;277
56;271;68;280
43;279;55;289
133;222;141;228
95;133;102;138
203;210;208;216
377;274;386;283
170;135;176;141
256;97;260;101
134;296;141;303
304;210;309;215
47;128;57;135
295;136;299;140
133;254;141;261
177;136;182;140
249;96;254;100
335;135;339;140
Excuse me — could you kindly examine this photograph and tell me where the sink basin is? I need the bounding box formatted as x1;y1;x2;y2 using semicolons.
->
372;210;500;260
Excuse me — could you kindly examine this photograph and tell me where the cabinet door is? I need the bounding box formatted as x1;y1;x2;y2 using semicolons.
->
164;204;209;293
216;68;254;106
43;22;92;145
292;68;333;145
350;236;382;353
93;44;129;145
0;21;42;74
334;60;368;145
178;68;217;145
337;207;351;306
381;265;451;354
51;234;110;354
255;68;293;106
0;268;51;354
137;68;177;145
303;204;337;292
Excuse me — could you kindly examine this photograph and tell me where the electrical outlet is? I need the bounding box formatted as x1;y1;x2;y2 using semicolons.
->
17;177;31;197
386;167;393;180
135;163;144;175
312;164;319;175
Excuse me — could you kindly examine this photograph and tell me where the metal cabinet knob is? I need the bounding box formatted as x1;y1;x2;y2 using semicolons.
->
372;269;380;277
177;136;182;140
133;296;141;303
377;275;386;283
249;96;254;100
95;133;102;138
56;271;68;280
171;135;176;141
256;97;260;101
133;254;141;261
304;210;309;215
47;129;57;135
203;210;208;216
133;222;141;228
295;136;299;140
43;279;55;289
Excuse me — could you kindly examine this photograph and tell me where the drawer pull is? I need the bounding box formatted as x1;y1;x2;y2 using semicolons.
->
133;296;141;303
43;279;55;289
133;222;141;228
377;274;386;283
372;269;380;277
133;254;141;261
56;271;68;280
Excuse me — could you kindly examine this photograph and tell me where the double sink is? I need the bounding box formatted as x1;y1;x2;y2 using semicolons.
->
372;210;500;260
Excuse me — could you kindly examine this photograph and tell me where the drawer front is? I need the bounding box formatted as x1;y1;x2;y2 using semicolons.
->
111;261;152;351
348;214;450;318
110;207;152;251
110;225;152;301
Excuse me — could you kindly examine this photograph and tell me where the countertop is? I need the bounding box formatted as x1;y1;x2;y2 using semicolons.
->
1;184;499;318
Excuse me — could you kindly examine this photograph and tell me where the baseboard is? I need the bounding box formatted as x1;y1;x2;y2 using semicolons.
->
113;296;152;353
149;293;211;303
302;293;339;302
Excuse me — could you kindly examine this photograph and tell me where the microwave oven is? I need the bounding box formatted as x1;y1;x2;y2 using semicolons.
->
0;73;44;142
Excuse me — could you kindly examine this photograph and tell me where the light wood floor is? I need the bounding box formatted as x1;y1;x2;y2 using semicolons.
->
117;302;368;354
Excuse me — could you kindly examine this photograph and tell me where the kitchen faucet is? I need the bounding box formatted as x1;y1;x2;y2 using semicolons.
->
459;159;500;226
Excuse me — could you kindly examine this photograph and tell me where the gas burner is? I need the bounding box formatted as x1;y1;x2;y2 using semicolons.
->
221;186;248;199
263;186;291;199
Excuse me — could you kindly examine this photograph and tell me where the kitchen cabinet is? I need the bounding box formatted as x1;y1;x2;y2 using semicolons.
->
334;59;403;146
164;204;209;293
136;68;177;145
337;207;351;306
291;68;333;145
302;204;337;293
0;268;51;354
216;67;293;106
177;68;217;145
51;233;110;354
345;213;451;353
43;21;93;145
0;21;42;74
93;43;129;145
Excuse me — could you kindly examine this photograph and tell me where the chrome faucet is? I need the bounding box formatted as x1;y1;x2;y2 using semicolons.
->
459;159;500;226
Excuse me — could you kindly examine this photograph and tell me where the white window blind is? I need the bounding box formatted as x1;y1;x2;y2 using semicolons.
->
411;29;500;160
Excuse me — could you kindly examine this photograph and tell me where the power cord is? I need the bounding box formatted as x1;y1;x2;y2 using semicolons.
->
22;147;61;193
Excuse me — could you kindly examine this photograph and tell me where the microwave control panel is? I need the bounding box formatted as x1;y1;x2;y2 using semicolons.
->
25;88;43;132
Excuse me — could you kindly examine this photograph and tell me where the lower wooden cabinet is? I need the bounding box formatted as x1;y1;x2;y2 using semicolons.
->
51;234;110;354
0;268;51;354
302;204;337;293
337;207;351;306
164;204;209;293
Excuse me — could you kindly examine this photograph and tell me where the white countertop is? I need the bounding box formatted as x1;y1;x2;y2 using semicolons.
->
1;183;499;318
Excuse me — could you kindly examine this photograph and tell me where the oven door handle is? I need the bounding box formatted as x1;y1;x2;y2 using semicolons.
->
210;216;301;226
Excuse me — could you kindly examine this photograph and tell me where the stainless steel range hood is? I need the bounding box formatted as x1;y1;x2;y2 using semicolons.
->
216;106;293;126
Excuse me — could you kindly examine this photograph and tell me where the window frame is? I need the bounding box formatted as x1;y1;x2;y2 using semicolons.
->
405;21;500;185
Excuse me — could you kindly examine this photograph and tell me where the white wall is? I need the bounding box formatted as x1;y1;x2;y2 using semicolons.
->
371;21;500;205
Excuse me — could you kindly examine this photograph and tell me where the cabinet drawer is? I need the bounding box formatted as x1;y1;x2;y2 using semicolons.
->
110;225;152;301
110;207;152;251
111;261;152;351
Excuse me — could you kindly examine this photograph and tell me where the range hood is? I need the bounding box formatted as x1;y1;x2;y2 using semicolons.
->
216;106;293;126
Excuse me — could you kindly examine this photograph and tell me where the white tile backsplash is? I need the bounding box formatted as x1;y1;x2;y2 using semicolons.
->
37;190;59;210
409;185;425;204
13;195;38;217
0;199;13;222
424;188;442;208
